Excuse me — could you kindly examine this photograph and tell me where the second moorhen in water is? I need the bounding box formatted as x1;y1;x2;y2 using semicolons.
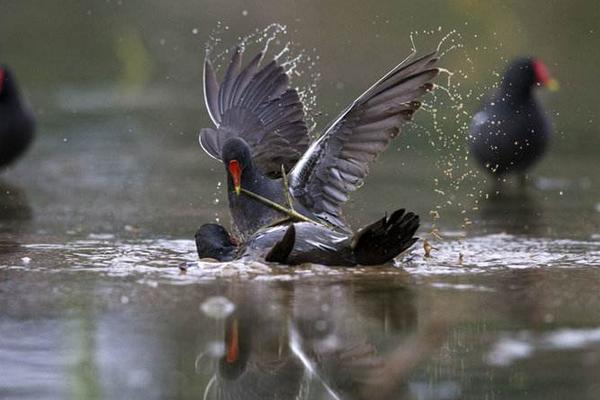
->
0;66;35;169
199;46;439;240
195;208;419;266
469;57;557;183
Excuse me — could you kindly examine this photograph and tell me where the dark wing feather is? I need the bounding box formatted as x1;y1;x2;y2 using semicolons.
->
289;51;439;228
200;47;309;176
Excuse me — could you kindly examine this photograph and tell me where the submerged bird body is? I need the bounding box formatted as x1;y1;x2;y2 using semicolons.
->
470;58;555;178
0;67;35;169
241;222;355;265
195;208;419;266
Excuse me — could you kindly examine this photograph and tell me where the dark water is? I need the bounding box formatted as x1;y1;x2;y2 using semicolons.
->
1;1;600;399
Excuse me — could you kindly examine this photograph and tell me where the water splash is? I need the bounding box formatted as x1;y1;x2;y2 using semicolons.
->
404;233;600;275
204;23;321;136
5;234;597;283
405;28;510;250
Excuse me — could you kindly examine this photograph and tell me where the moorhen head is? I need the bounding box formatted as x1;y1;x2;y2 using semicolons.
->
470;57;557;181
221;137;255;196
0;66;35;169
195;223;237;261
220;136;292;239
501;58;558;95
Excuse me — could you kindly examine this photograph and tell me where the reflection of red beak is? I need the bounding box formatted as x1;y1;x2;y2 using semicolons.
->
226;318;239;363
533;59;559;91
228;160;242;195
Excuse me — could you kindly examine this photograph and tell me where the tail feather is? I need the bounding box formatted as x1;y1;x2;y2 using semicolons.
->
265;224;296;263
352;209;419;265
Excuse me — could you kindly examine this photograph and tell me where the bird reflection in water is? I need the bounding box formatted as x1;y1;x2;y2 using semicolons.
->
200;281;448;400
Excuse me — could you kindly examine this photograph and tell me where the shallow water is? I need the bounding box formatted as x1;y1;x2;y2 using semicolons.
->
2;1;600;399
2;232;600;399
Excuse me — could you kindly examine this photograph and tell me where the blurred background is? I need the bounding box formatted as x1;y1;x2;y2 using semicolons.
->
1;0;598;239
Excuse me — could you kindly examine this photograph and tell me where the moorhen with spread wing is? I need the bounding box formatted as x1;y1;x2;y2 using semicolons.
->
199;47;439;241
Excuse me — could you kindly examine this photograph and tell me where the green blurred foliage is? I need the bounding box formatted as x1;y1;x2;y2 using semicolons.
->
0;0;598;153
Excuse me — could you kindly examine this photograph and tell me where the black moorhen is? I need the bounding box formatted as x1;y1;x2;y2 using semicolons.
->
200;47;439;240
195;208;419;266
194;223;238;262
469;57;557;183
0;66;35;169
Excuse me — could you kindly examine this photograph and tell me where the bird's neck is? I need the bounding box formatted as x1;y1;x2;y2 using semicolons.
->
500;81;534;102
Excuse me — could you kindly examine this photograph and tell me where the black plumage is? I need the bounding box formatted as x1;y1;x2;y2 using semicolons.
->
0;66;35;169
195;208;419;266
200;47;309;177
469;57;555;180
213;301;306;400
194;223;237;261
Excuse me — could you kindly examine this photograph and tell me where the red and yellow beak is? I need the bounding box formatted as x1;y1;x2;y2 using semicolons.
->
544;76;560;91
225;318;239;364
228;160;242;195
533;59;559;91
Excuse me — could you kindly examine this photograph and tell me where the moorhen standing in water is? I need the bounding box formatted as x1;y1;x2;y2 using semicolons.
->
199;46;439;247
0;66;35;169
469;57;557;185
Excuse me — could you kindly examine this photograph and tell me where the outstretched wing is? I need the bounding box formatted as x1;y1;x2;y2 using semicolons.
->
200;47;310;177
289;51;439;227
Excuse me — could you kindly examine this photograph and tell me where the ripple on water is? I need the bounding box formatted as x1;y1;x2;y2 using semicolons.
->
405;233;600;275
486;327;600;367
5;233;599;283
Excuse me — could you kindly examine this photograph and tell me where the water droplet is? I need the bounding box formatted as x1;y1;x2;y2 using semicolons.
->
206;341;226;357
200;296;235;319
